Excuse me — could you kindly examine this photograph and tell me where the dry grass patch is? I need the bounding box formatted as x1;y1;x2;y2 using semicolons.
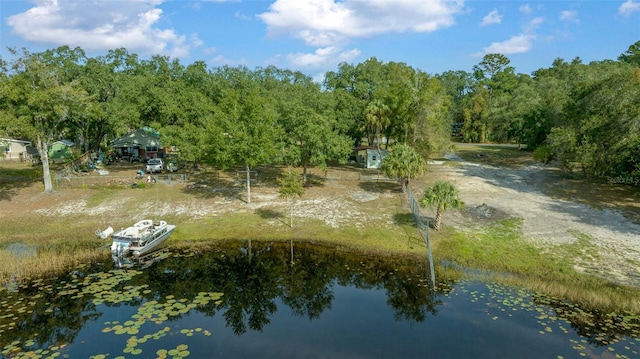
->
452;143;534;168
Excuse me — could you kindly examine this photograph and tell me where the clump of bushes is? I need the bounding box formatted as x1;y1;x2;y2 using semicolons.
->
132;182;147;189
533;145;553;164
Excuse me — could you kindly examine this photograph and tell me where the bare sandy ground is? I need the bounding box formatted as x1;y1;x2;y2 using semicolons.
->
431;153;640;287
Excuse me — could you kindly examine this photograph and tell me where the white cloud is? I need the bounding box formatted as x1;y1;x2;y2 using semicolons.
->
481;9;502;26
559;10;579;23
258;0;466;47
234;11;250;20
259;0;464;71
619;0;640;16
210;55;248;66
287;47;361;68
477;34;534;55
519;4;532;14
475;17;542;56
524;17;544;33
202;47;217;56
5;0;199;58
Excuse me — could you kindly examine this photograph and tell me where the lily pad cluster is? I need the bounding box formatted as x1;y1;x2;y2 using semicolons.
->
157;344;191;358
52;269;144;303
96;292;221;358
447;280;640;359
1;342;66;358
1;286;47;333
1;267;224;359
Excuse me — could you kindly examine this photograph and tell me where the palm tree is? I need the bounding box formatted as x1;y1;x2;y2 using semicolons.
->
380;143;426;192
419;181;463;231
362;99;390;149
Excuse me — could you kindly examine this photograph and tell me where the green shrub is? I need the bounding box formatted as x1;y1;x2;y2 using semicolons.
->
533;145;553;164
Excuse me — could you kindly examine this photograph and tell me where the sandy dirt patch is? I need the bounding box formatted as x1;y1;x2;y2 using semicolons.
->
2;164;397;232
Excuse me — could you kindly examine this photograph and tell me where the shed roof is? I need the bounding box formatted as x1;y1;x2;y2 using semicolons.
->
111;127;162;148
52;140;75;147
0;138;32;145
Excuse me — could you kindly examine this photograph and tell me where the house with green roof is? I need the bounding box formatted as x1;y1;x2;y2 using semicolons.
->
110;127;164;162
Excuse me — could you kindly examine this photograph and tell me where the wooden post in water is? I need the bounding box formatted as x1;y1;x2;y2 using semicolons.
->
290;239;294;264
424;219;435;285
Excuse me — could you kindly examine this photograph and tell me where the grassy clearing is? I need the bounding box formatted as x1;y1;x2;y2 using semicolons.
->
452;143;534;168
432;218;572;280
0;163;42;180
85;188;120;207
431;218;640;312
167;212;425;256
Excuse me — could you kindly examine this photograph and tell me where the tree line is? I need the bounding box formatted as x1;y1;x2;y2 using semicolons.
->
1;41;639;193
0;47;450;194
439;41;640;182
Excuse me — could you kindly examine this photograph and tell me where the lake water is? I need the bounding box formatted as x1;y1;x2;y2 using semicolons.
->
1;240;639;359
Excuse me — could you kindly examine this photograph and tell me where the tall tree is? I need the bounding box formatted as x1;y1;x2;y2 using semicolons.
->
406;70;451;156
618;40;640;67
470;53;515;142
277;167;305;228
161;60;219;169
379;61;414;147
262;66;351;183
325;58;451;156
363;99;390;149
324;62;366;144
323;58;386;145
461;86;489;143
72;51;132;154
1;48;91;192
208;66;282;204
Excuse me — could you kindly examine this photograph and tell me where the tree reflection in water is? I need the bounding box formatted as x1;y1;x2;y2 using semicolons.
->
139;240;442;334
3;240;638;359
0;240;441;353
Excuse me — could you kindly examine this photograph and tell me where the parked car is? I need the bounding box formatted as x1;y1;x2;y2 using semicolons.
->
145;158;164;173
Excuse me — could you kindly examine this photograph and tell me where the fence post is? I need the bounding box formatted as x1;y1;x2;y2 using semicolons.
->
407;188;435;286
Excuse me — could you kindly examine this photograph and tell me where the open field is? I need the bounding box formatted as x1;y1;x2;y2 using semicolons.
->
2;146;640;310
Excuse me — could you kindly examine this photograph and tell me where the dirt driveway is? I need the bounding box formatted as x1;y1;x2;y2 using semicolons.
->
424;152;640;287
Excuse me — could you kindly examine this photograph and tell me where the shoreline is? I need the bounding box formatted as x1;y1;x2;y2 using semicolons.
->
2;157;640;311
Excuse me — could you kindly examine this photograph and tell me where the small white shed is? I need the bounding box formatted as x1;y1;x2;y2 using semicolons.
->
355;147;388;169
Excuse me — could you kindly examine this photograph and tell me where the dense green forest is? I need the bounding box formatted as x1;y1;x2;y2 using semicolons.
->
439;43;640;182
1;41;639;192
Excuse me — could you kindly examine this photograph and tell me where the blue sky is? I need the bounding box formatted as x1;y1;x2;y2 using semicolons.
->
1;0;639;79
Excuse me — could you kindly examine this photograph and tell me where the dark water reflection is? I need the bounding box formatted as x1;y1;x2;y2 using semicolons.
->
1;240;639;359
